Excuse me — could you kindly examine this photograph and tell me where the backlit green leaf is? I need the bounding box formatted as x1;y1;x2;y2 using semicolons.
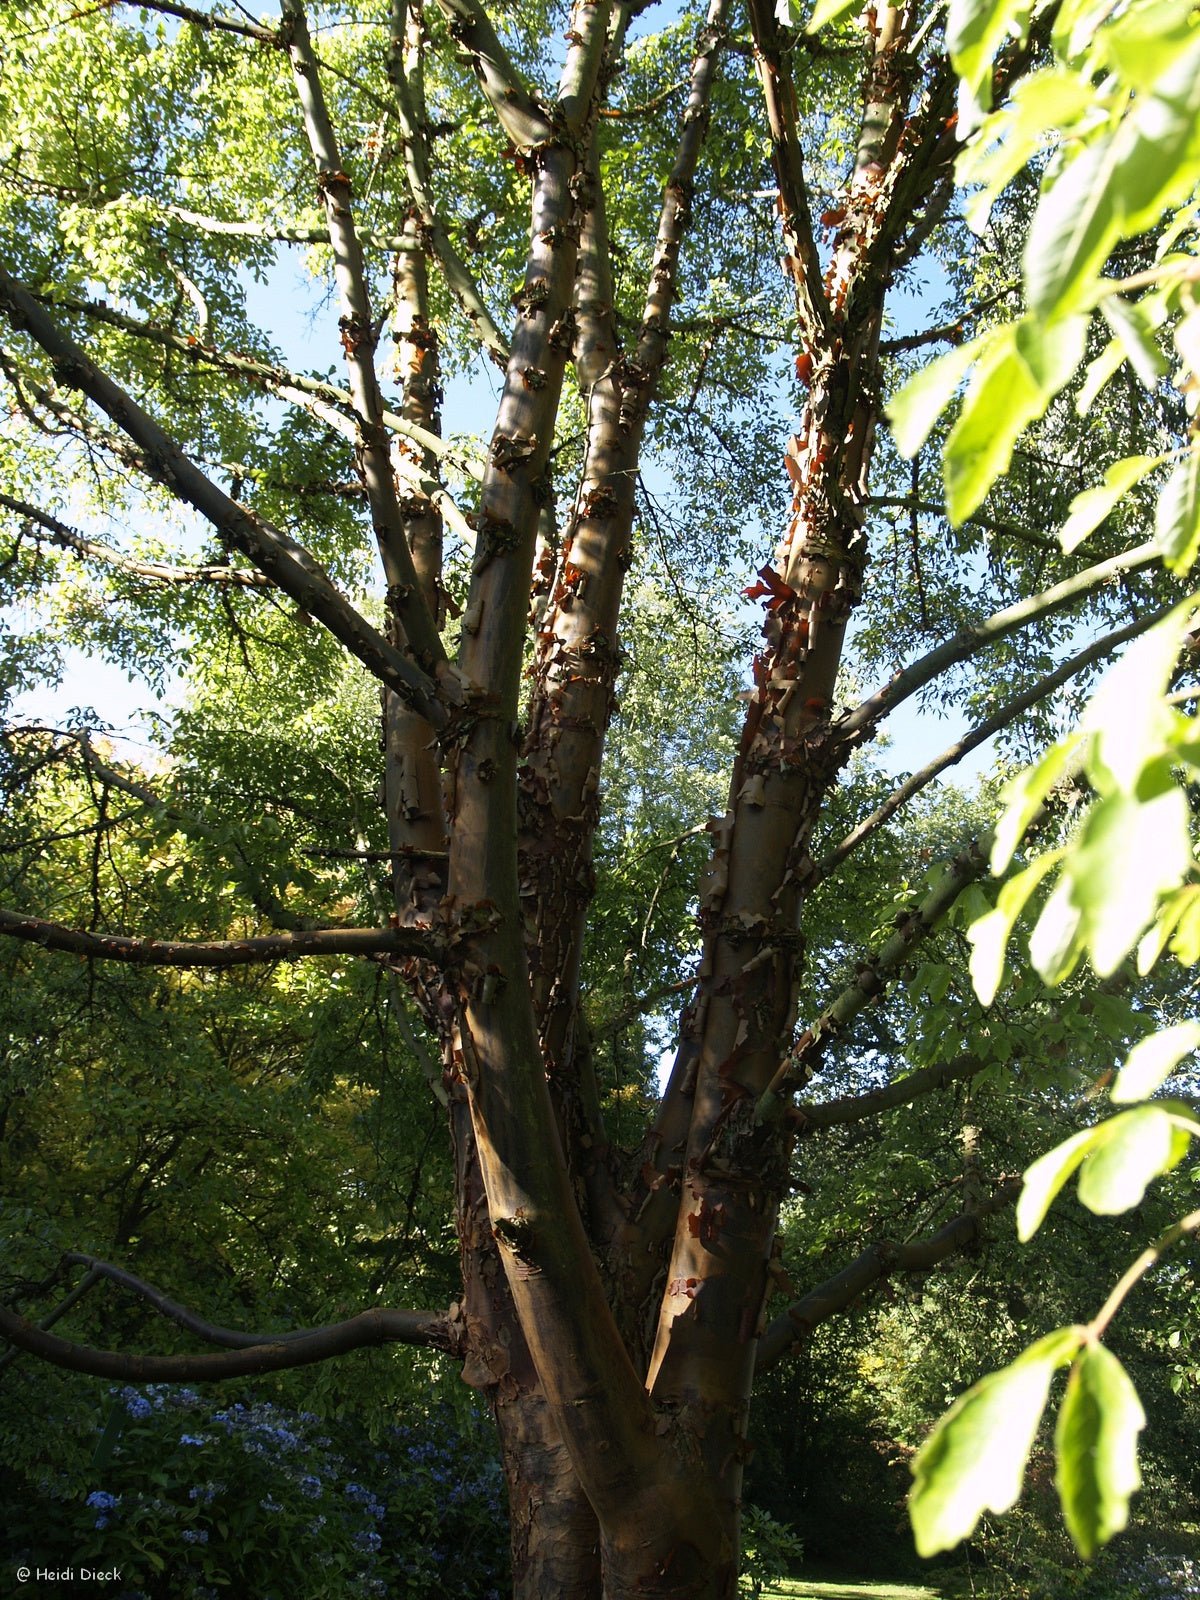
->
1076;1104;1180;1213
886;333;993;459
1055;1344;1145;1558
1111;1021;1200;1103
969;851;1063;1006
1017;1126;1102;1241
910;1329;1083;1557
1155;449;1200;574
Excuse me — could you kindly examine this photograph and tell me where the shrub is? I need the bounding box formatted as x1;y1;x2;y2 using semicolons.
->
3;1384;509;1599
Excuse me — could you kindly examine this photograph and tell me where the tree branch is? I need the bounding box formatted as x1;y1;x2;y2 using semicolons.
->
388;1;509;365
429;0;555;149
0;1295;461;1380
0;268;453;726
0;909;442;967
756;831;992;1122
0;491;269;588
118;0;278;43
755;1178;1021;1371
794;1051;997;1132
283;0;447;673
838;542;1162;746
817;604;1171;882
31;288;480;482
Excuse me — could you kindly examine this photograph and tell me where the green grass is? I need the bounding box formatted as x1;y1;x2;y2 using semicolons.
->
765;1580;942;1599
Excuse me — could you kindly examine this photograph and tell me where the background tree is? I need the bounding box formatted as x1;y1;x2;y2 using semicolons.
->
0;0;1196;1596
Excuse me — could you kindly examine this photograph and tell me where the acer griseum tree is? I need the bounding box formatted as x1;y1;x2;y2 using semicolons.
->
0;0;1182;1594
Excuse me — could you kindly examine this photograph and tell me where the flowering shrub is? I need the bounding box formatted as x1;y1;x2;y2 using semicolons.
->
4;1385;509;1599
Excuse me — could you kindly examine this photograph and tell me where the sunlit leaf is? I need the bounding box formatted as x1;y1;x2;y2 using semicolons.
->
886;333;993;458
1055;1344;1145;1558
1155;449;1200;574
969;851;1063;1006
1018;1126;1102;1241
1111;1021;1200;1103
1076;1104;1182;1214
909;1329;1083;1557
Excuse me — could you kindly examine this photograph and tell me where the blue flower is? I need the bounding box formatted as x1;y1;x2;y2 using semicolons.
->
179;1434;210;1447
86;1491;120;1511
299;1474;322;1499
119;1389;153;1420
181;1528;209;1545
94;1516;110;1531
260;1496;283;1514
352;1530;382;1554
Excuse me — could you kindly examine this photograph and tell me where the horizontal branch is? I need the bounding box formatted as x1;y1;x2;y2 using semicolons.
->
795;1052;995;1132
0;1268;103;1376
839;541;1162;744
35;288;478;479
817;604;1171;882
756;1178;1021;1371
0;491;270;588
0;1298;461;1381
161;202;420;252
0;908;440;967
119;0;278;43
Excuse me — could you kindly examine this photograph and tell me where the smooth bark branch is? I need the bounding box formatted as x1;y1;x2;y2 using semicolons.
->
840;540;1163;744
756;830;992;1121
283;0;447;673
0;909;440;967
0;1269;103;1376
117;0;278;42
430;0;554;149
519;0;732;1245
0;1300;461;1381
755;1178;1022;1371
0;269;450;725
388;1;509;365
0;492;270;588
794;1052;997;1132
55;1252;457;1353
161;202;422;250
818;604;1172;881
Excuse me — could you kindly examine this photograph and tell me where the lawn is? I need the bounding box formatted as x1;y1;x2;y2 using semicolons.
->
766;1581;942;1599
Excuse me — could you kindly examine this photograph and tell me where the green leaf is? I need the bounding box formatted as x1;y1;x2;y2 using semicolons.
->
1029;875;1085;987
1097;0;1200;96
1018;1126;1102;1241
1155;449;1200;574
943;318;1087;521
1077;1104;1181;1214
958;70;1095;234
1083;605;1196;792
803;0;860;31
910;1328;1083;1556
1098;296;1169;389
946;0;1032;119
1111;1020;1200;1103
969;850;1063;1006
991;734;1085;872
1058;454;1167;553
1067;786;1192;975
1025;40;1200;320
886;333;993;459
1055;1344;1145;1559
